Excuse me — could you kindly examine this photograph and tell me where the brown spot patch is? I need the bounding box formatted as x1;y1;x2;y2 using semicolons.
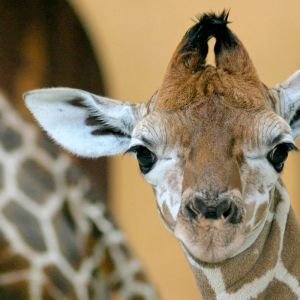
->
111;279;123;291
44;265;76;297
62;201;77;231
119;243;132;260
130;295;147;300
3;201;47;252
255;279;298;299
0;281;29;300
65;165;84;186
0;162;3;190
42;286;56;300
281;208;300;281
133;271;148;284
254;202;268;226
0;253;29;273
0;231;9;249
100;248;115;277
36;134;59;159
90;220;104;240
0;125;22;152
84;185;104;203
17;158;55;204
53;210;82;269
270;187;281;214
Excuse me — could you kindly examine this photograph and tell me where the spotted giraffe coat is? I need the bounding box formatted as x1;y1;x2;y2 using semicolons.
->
0;92;158;300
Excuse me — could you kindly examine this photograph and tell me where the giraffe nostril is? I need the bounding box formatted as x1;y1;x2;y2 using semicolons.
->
228;204;243;224
222;204;232;218
183;197;242;223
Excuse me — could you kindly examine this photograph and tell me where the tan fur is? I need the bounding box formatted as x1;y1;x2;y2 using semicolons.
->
281;209;300;281
254;203;268;226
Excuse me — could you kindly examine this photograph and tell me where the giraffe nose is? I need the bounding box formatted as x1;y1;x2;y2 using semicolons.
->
184;197;241;223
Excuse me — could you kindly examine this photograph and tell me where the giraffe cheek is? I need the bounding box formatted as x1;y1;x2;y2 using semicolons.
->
244;202;256;227
160;202;176;230
154;189;175;230
154;183;182;230
253;202;268;227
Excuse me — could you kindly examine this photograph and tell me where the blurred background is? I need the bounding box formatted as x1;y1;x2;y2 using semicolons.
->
0;0;299;299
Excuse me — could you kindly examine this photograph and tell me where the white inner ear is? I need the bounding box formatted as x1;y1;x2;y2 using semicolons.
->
24;88;132;157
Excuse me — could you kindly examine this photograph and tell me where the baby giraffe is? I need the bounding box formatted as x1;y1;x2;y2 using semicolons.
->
24;11;300;299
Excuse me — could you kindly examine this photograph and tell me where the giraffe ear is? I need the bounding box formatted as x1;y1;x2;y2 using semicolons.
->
273;70;300;139
24;88;143;157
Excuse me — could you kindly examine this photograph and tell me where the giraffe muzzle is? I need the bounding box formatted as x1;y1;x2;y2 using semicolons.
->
184;197;242;224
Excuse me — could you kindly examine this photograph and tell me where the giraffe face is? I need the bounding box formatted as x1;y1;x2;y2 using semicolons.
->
124;12;300;263
24;73;299;265
128;88;295;263
25;12;300;266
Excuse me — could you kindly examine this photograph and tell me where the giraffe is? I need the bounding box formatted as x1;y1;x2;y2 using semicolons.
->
24;11;300;299
0;91;158;300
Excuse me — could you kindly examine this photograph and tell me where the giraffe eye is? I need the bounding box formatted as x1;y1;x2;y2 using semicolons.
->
267;143;296;172
128;145;157;174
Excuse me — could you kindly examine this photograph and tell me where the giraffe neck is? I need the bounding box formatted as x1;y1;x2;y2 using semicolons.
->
185;182;300;299
0;92;158;300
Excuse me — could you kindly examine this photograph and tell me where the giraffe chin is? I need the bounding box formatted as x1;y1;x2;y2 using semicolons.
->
174;214;246;263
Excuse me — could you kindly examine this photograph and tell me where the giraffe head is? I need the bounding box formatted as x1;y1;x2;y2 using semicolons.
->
24;11;300;263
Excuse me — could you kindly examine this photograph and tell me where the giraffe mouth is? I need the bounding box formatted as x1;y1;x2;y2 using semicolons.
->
174;211;246;263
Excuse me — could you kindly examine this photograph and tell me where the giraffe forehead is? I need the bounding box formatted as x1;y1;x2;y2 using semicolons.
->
156;66;267;111
143;100;291;153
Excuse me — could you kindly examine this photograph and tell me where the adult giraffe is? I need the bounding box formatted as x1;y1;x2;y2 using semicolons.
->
24;11;300;299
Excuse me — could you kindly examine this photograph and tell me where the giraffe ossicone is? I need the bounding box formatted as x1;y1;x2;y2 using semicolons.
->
25;11;300;299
